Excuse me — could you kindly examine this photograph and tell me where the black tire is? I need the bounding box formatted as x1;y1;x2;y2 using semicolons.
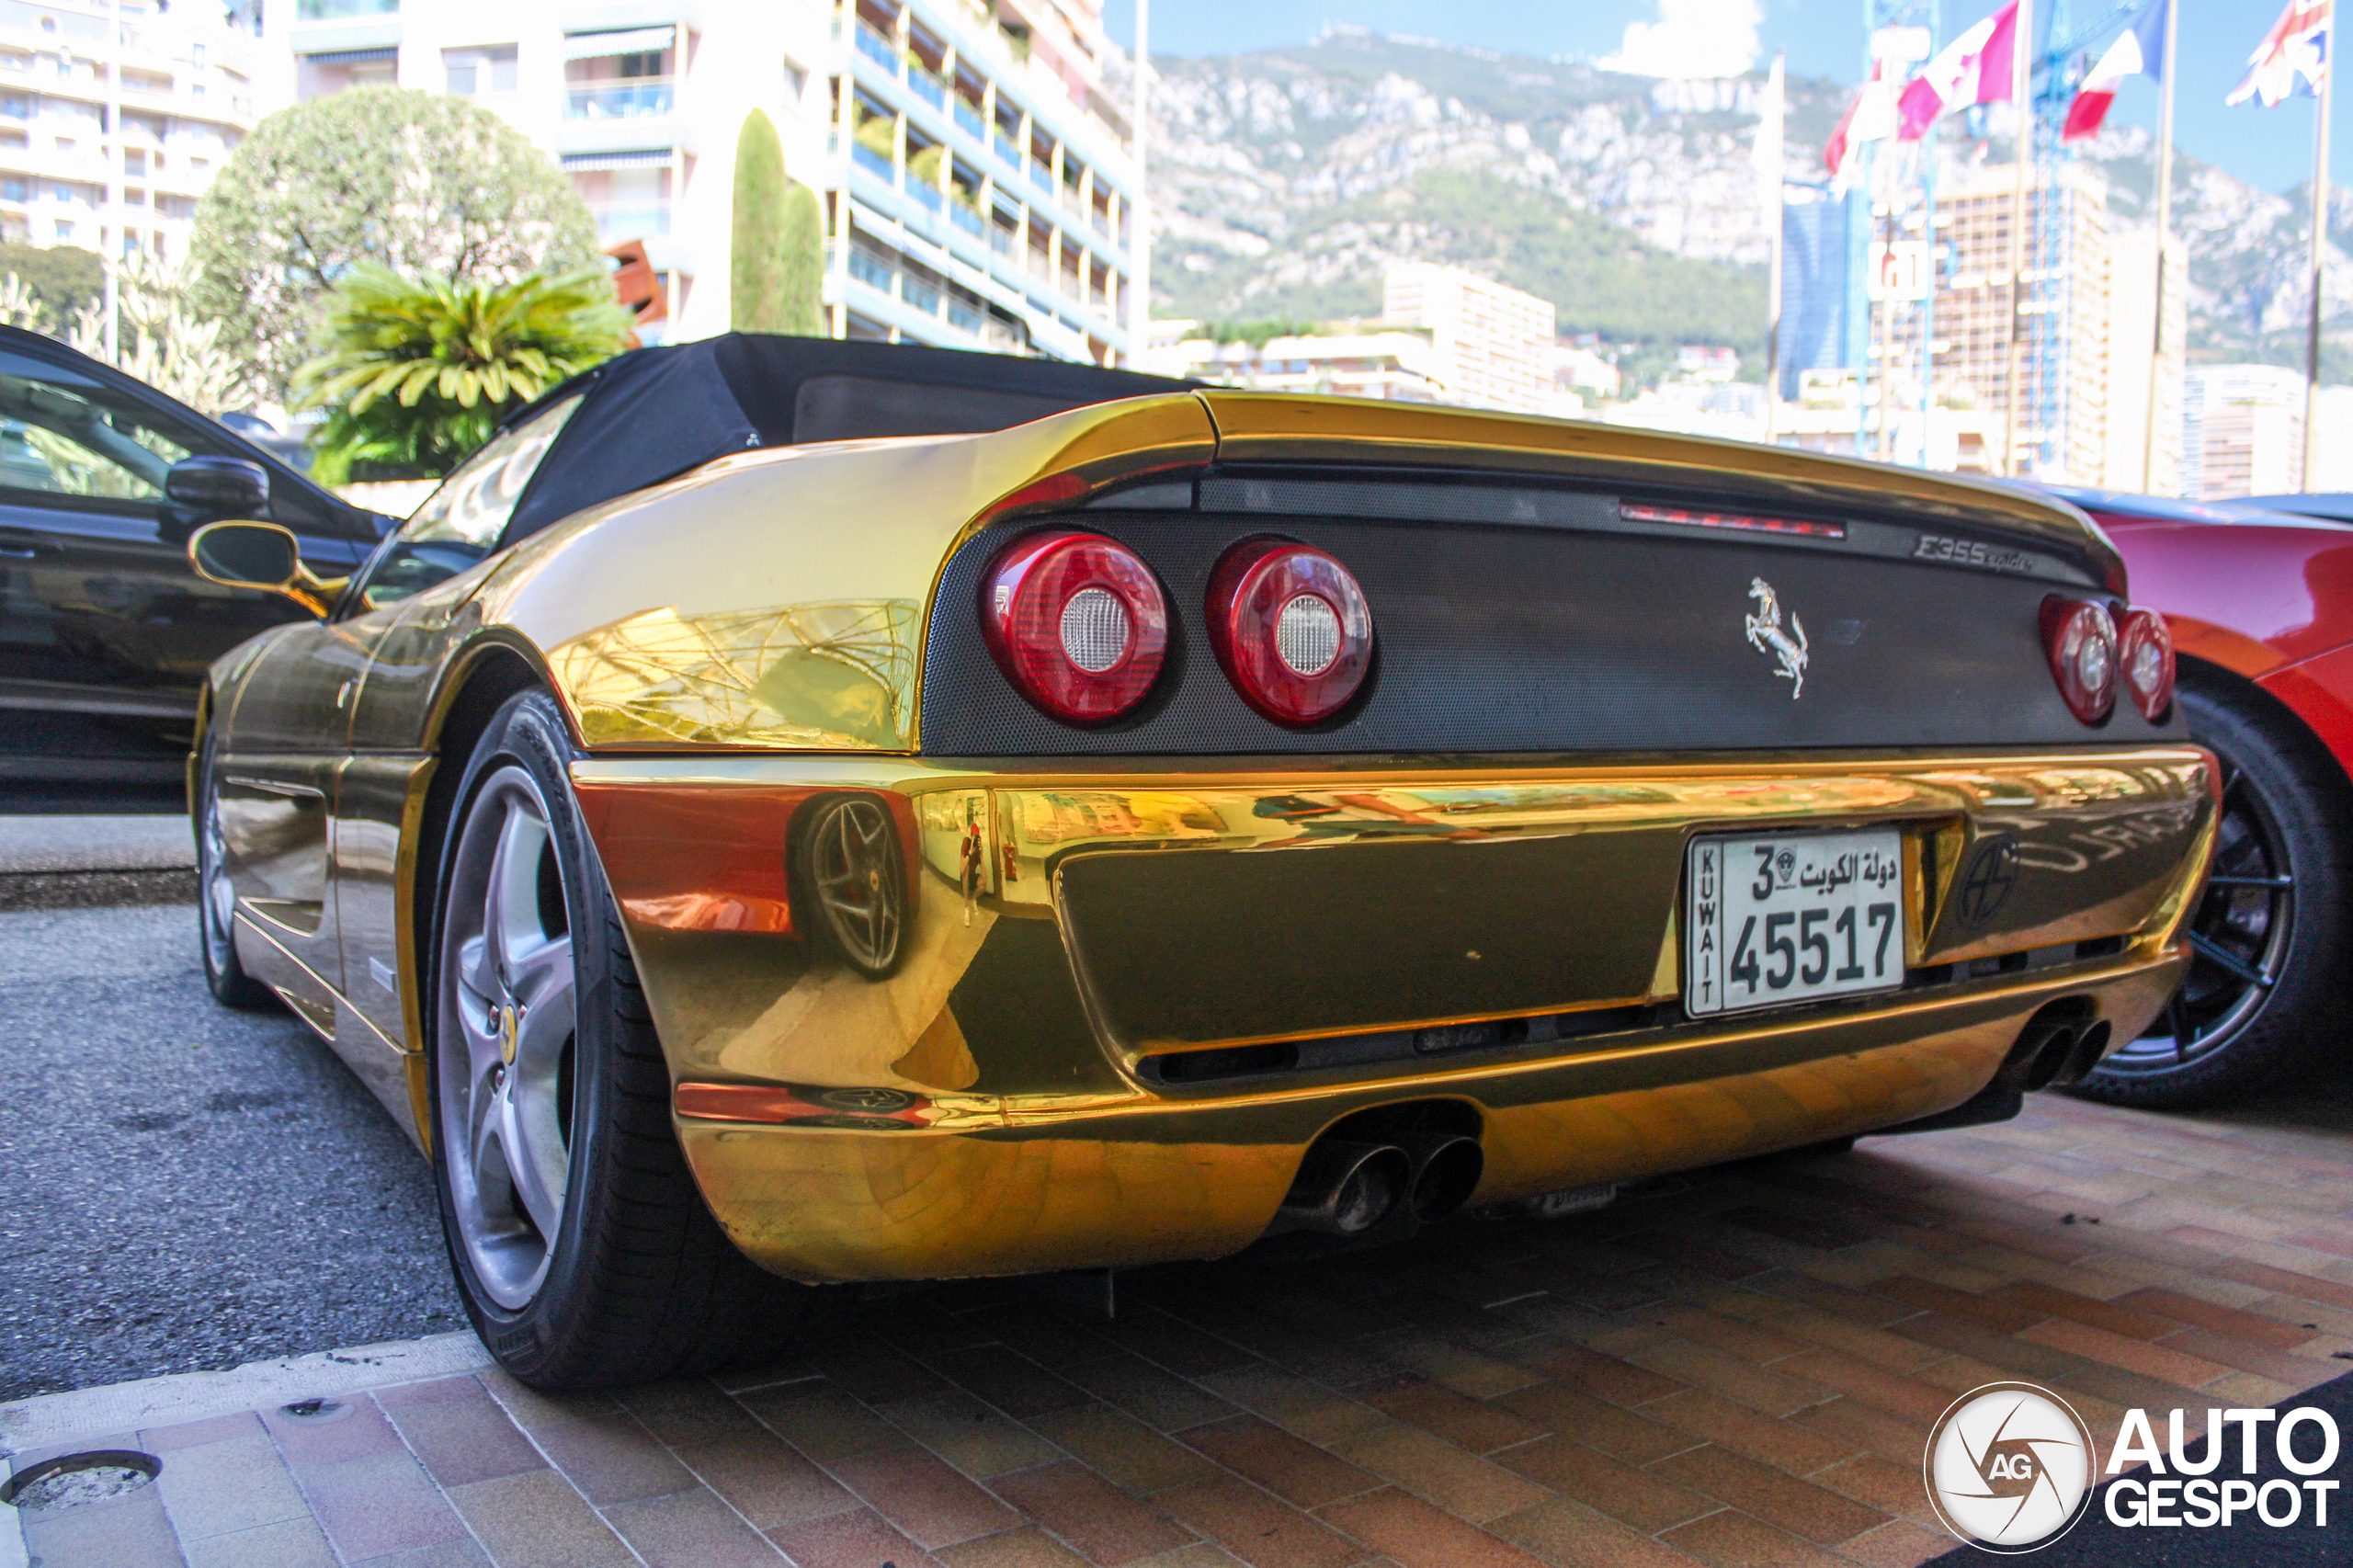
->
426;689;815;1389
2071;676;2353;1108
194;722;277;1011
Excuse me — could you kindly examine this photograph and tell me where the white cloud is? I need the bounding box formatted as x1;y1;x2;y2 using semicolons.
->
1598;0;1764;80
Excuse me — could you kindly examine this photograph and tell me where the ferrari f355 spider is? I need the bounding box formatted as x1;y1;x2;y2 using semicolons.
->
188;338;2215;1388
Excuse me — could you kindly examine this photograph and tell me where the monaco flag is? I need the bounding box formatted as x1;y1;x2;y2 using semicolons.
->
2063;0;2170;142
2227;0;2331;108
1896;1;2019;141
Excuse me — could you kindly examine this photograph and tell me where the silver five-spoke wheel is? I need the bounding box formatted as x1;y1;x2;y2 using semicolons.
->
437;764;578;1310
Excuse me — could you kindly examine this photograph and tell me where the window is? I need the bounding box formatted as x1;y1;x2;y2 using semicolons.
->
191;42;204;65
444;45;517;97
1;97;25;119
0;358;203;508
0;180;23;203
357;396;584;608
123;149;144;176
51;219;68;238
781;54;806;99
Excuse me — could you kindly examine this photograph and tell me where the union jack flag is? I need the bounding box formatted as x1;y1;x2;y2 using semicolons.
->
2229;0;2331;108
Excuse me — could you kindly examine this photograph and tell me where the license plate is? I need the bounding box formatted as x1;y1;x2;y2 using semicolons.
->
1685;829;1906;1017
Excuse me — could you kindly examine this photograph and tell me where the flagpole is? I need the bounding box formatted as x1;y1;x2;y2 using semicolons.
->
2304;20;2332;493
1131;0;1152;368
1765;51;1785;447
2141;0;2177;494
2004;0;2034;479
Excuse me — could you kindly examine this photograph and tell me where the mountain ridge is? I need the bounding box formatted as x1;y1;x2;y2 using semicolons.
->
1135;30;2347;371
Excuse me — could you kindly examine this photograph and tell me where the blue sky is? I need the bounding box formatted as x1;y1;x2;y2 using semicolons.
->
1102;2;2330;199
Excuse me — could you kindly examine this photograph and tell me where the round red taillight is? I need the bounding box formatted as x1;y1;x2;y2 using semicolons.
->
2040;597;2120;725
2117;607;2176;722
980;530;1168;723
1207;540;1374;725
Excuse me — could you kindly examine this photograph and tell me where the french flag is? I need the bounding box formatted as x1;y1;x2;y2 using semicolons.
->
1896;1;2019;141
2227;0;2332;108
2063;0;2169;142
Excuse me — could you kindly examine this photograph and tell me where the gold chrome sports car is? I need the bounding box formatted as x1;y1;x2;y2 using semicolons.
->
189;337;2214;1389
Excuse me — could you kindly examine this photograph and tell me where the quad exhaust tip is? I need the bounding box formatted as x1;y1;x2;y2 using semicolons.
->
1277;1130;1487;1236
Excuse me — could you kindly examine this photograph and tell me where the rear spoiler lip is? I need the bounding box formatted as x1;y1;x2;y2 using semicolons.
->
1190;391;2129;597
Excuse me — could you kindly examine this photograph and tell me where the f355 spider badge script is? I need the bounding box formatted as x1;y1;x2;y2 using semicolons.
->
1745;577;1809;699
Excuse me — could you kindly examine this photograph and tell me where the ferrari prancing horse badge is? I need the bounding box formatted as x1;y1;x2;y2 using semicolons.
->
1744;577;1809;699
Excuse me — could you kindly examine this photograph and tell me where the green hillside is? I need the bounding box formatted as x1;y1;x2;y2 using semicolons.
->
1158;169;1768;354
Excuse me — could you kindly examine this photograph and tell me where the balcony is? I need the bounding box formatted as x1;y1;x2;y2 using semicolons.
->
953;99;983;139
851;141;894;182
591;202;668;240
297;0;398;15
567;79;674;119
848;246;892;291
905;70;943;109
949;201;983;238
854;20;895;71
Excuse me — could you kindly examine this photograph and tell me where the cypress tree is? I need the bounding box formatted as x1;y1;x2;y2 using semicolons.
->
779;180;827;336
731;109;789;331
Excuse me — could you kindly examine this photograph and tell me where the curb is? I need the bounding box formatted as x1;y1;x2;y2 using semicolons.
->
0;1332;494;1460
0;869;198;913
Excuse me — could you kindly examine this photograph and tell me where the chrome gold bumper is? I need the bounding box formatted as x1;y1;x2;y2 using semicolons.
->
572;746;2213;1283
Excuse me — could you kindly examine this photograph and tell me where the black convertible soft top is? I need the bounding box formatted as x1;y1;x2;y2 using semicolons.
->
500;335;1195;545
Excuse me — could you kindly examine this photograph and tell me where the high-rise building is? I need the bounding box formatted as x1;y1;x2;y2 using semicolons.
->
2183;364;2307;500
1918;163;2113;483
270;0;1138;362
0;0;269;262
1380;264;1553;414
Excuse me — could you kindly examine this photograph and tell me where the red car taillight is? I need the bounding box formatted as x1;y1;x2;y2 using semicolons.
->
2117;607;2176;722
2041;597;2120;725
981;530;1168;723
1208;540;1374;725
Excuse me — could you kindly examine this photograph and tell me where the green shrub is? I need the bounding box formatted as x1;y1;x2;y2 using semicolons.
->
732;109;791;333
293;265;631;483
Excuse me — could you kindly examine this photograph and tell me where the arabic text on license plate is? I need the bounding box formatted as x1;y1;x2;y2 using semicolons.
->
1685;829;1905;1017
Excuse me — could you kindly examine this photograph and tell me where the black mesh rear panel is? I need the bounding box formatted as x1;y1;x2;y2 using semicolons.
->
917;493;2187;757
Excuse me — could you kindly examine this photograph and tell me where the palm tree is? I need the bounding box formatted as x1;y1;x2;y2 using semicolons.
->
293;263;631;482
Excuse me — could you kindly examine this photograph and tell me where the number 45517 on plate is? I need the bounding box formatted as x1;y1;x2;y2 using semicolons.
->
1685;829;1905;1017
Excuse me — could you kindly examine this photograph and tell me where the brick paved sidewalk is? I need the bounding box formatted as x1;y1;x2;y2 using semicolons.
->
14;1093;2353;1568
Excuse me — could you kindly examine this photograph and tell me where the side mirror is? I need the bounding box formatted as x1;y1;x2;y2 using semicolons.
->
188;520;345;617
167;455;269;515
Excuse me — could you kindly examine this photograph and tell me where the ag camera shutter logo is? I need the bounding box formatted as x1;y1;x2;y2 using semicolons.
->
1924;1382;2097;1552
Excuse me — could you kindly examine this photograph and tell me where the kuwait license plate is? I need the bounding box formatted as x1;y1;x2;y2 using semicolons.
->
1685;829;1905;1017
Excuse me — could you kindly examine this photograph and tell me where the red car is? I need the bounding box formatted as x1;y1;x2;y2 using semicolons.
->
2040;485;2353;1106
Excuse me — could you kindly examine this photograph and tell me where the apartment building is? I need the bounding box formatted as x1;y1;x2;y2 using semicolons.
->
1911;164;2114;483
1381;264;1553;415
0;0;267;259
1151;324;1444;402
2183;363;2307;500
272;0;1138;362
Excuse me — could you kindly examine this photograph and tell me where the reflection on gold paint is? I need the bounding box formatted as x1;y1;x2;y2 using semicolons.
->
548;600;917;750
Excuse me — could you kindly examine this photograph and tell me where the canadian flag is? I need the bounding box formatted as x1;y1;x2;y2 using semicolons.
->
1824;57;1899;180
1896;1;2020;141
2063;0;2169;142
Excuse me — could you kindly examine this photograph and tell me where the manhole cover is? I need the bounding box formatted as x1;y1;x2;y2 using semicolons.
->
278;1398;351;1423
3;1450;160;1511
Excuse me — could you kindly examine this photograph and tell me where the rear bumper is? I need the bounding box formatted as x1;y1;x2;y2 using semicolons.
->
572;745;2214;1283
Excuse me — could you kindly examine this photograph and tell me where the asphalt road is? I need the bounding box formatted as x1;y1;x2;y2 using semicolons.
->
0;901;461;1402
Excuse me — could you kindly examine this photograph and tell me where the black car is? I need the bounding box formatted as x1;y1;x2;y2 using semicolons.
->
0;325;393;786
